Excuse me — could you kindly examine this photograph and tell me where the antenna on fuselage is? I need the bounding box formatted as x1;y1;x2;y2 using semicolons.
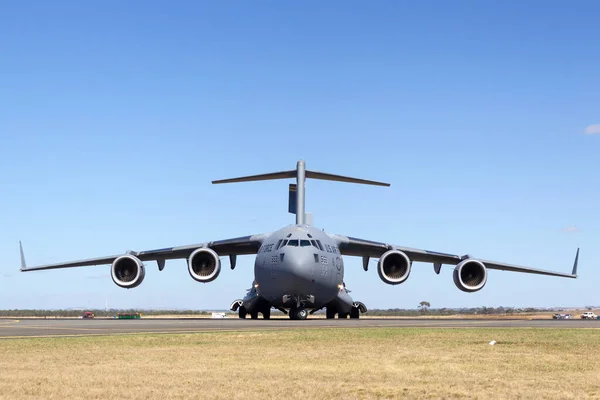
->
212;160;390;225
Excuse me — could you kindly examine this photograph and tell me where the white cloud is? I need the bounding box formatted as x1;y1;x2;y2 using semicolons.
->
562;226;579;233
584;124;600;135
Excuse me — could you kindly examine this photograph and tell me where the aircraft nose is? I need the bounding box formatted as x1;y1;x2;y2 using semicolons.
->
280;250;315;295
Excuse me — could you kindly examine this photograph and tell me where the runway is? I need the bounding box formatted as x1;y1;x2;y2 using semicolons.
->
1;317;599;339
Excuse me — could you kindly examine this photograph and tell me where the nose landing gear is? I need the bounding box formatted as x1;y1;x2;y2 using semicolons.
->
289;307;308;320
283;294;314;320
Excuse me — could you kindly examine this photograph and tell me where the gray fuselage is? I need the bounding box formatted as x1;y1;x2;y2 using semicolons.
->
254;224;344;309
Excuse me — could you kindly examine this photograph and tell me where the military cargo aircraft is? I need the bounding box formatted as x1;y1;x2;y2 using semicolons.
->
19;160;579;320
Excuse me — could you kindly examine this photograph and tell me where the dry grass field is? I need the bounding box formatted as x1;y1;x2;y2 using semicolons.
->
1;328;599;399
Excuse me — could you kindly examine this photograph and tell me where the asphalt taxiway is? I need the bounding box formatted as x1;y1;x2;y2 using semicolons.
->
0;317;599;339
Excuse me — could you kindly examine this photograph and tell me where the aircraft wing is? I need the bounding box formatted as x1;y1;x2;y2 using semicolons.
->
330;234;579;278
20;233;268;272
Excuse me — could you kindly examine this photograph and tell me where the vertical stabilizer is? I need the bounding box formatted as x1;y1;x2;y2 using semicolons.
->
296;160;306;225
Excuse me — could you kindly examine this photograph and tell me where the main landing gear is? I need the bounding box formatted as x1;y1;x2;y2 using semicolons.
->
325;301;367;319
238;305;271;319
231;299;271;320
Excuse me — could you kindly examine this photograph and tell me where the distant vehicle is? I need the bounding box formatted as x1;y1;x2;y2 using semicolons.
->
565;314;573;319
552;313;572;320
82;311;94;319
580;312;597;319
116;313;140;319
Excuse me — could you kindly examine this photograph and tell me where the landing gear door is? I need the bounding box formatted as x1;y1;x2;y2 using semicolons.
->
335;256;343;286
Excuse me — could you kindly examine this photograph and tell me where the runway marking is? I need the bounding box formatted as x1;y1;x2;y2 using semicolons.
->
2;324;599;340
0;327;314;340
0;325;478;339
0;325;119;332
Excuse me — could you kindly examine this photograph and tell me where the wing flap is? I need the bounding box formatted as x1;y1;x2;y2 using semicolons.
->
392;245;462;265
209;235;264;255
336;236;390;257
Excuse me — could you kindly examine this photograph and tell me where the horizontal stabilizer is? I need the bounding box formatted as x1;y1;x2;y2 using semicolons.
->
212;170;296;184
213;169;390;187
305;170;390;187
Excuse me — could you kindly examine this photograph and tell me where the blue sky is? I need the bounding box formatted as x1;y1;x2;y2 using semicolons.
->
1;1;598;310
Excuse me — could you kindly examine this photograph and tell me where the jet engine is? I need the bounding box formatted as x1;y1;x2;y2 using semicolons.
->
188;248;221;283
111;255;145;289
377;250;412;285
453;259;487;293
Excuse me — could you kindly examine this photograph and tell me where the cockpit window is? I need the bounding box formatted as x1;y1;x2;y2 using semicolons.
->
288;239;299;247
300;240;311;247
310;240;318;248
275;239;283;250
315;240;324;251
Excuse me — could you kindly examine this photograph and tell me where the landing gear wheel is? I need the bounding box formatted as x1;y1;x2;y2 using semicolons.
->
289;308;308;320
338;312;349;319
250;311;259;319
326;308;336;319
295;308;308;320
350;308;360;319
238;306;247;319
262;308;271;320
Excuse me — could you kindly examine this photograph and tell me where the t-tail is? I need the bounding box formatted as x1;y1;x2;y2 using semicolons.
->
212;160;390;225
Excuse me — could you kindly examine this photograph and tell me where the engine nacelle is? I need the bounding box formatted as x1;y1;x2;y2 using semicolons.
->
188;248;221;283
377;250;412;285
111;255;145;289
453;259;487;293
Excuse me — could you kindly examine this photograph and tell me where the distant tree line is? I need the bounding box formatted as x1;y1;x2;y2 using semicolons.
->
362;306;565;316
0;306;594;318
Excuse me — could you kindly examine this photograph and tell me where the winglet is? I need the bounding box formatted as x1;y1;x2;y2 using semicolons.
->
19;241;27;271
572;248;579;277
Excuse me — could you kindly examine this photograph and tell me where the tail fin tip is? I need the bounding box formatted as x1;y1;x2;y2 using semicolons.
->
19;241;27;271
571;248;579;277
